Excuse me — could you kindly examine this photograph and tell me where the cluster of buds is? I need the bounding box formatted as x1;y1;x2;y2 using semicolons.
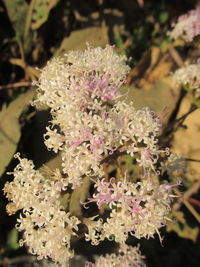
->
4;45;177;266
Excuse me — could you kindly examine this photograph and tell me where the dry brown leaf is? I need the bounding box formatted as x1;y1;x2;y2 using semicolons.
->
9;58;40;81
167;210;199;242
9;58;25;69
120;80;180;126
127;46;174;90
172;97;200;181
54;27;108;56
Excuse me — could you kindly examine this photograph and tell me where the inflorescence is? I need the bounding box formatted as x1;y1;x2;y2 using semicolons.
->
168;8;200;42
4;45;178;266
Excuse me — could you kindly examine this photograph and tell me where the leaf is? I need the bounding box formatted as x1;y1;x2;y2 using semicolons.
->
127;46;174;90
54;27;108;56
7;228;20;250
9;58;25;69
172;96;200;181
31;0;59;30
120;80;180;126
60;193;70;210
113;25;124;47
159;12;169;24
160;41;169;52
9;59;40;80
3;0;28;41
0;89;35;176
166;210;199;242
117;154;141;180
69;177;91;216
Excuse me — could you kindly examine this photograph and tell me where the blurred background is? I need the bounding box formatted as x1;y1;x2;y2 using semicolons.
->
0;0;200;266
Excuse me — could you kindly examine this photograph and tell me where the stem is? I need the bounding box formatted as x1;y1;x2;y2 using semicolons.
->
116;158;124;179
174;188;200;223
160;102;197;146
188;198;200;208
18;40;25;65
184;158;200;163
168;43;184;67
183;200;200;223
0;81;32;90
23;0;36;41
175;104;197;125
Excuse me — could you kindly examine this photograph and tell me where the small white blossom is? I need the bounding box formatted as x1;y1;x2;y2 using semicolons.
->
168;8;200;41
173;64;200;91
34;45;130;110
85;244;146;267
4;154;80;266
160;153;186;176
84;178;176;244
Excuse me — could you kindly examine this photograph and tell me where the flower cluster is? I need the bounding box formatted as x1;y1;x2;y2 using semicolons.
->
85;244;146;267
3;154;80;266
160;153;186;176
34;45;130;109
4;45;177;266
168;8;200;42
173;63;200;94
84;178;175;244
34;45;162;188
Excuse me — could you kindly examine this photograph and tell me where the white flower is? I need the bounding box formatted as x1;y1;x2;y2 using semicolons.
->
84;178;176;244
4;154;80;266
173;64;200;91
168;8;200;41
85;244;146;267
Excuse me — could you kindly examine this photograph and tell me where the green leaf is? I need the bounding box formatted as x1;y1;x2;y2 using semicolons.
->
7;228;20;250
159;12;169;24
0;89;35;177
60;193;70;210
3;0;28;41
113;25;126;56
160;41;169;52
31;0;59;30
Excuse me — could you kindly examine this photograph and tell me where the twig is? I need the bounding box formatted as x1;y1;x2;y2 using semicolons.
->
115;39;132;53
173;188;200;223
116;157;124;179
23;0;36;40
174;104;197;125
184;180;200;199
0;81;32;90
18;39;26;65
184;158;200;163
168;43;184;67
182;200;200;223
101;149;126;165
160;102;197;144
188;198;200;208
